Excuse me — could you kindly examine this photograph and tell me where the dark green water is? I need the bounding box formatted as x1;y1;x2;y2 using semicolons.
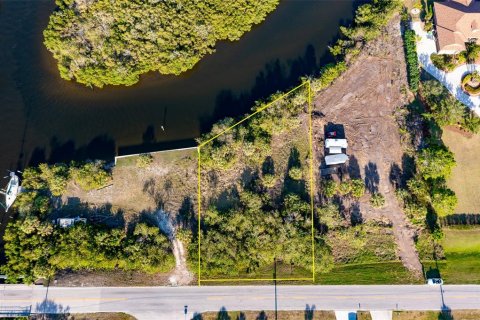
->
0;0;356;174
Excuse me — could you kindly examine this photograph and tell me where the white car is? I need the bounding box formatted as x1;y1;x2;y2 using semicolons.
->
427;278;443;285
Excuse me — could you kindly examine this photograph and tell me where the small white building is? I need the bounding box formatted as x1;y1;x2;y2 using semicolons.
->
325;154;349;166
56;217;86;228
325;138;348;149
324;138;348;166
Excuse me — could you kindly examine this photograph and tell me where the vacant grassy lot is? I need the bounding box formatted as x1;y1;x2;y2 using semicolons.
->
393;310;480;320
423;227;480;284
316;262;421;285
442;128;480;214
195;310;335;320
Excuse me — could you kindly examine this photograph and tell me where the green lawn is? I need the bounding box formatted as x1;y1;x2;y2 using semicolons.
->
195;310;335;320
316;262;421;285
422;227;480;284
442;128;480;214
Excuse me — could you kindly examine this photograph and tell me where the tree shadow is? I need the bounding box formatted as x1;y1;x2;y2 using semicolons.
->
439;307;454;320
28;147;46;167
192;313;203;320
206;44;322;130
241;167;259;190
347;155;361;180
425;266;441;279
217;306;231;320
54;201;125;229
305;304;316;320
364;162;379;193
262;156;275;175
48;134;116;164
178;197;195;229
142;177;165;208
287;147;301;169
256;311;268;320
389;163;402;189
210;186;240;212
440;213;480;226
34;299;70;317
142;125;156;145
236;312;246;320
350;202;363;226
118;125;195;156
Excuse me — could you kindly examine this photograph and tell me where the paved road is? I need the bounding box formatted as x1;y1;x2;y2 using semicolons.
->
1;285;479;320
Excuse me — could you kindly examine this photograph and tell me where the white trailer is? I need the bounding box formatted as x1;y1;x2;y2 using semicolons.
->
325;154;349;166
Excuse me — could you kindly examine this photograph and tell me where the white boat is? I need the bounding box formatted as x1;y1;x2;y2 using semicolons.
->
1;172;21;212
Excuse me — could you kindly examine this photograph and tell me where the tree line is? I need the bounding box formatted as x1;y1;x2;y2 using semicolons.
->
43;0;279;87
1;161;174;283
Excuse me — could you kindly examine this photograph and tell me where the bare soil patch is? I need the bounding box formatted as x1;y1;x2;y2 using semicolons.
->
313;17;422;275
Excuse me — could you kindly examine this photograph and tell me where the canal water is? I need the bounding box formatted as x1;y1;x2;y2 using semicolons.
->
0;0;356;174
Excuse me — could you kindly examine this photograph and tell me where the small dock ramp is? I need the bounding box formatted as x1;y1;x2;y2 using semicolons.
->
371;310;393;320
335;310;357;320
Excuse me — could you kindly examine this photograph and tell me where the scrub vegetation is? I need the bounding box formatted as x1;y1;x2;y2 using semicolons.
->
195;87;317;278
43;0;279;87
1;0;409;285
1;162;174;283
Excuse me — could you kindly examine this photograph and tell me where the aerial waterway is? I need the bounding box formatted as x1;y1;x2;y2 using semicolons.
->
0;0;356;174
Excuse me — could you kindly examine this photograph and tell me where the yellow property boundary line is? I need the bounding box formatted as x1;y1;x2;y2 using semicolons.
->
197;81;315;285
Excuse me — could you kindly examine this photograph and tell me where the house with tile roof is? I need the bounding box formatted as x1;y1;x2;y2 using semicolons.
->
434;0;480;54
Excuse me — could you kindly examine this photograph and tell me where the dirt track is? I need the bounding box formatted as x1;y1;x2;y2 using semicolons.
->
313;17;422;275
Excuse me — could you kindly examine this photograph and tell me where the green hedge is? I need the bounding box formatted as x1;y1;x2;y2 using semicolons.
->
403;29;420;92
461;72;480;96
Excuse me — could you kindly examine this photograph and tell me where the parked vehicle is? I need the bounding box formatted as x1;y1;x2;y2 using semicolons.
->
427;278;443;285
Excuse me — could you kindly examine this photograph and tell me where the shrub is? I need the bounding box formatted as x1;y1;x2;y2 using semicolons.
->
462;110;480;133
288;167;303;180
21;164;69;197
317;203;343;230
136;153;153;168
403;29;420;92
461;71;480;96
415;146;456;180
38;163;70;196
261;173;277;188
370;193;386;208
70;162;111;191
431;186;457;217
349;179;366;199
338;180;352;196
322;179;337;198
430;54;460;72
311;62;347;93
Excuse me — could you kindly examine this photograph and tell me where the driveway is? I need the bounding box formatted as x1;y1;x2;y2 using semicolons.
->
411;21;480;115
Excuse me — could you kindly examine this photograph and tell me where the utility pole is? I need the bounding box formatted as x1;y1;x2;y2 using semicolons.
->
274;257;277;320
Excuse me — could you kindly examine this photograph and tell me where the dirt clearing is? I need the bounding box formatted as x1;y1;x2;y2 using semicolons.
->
58;148;198;286
313;17;422;275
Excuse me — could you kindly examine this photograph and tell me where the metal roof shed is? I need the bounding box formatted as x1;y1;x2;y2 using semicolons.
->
325;154;348;166
328;146;343;154
325;138;348;149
